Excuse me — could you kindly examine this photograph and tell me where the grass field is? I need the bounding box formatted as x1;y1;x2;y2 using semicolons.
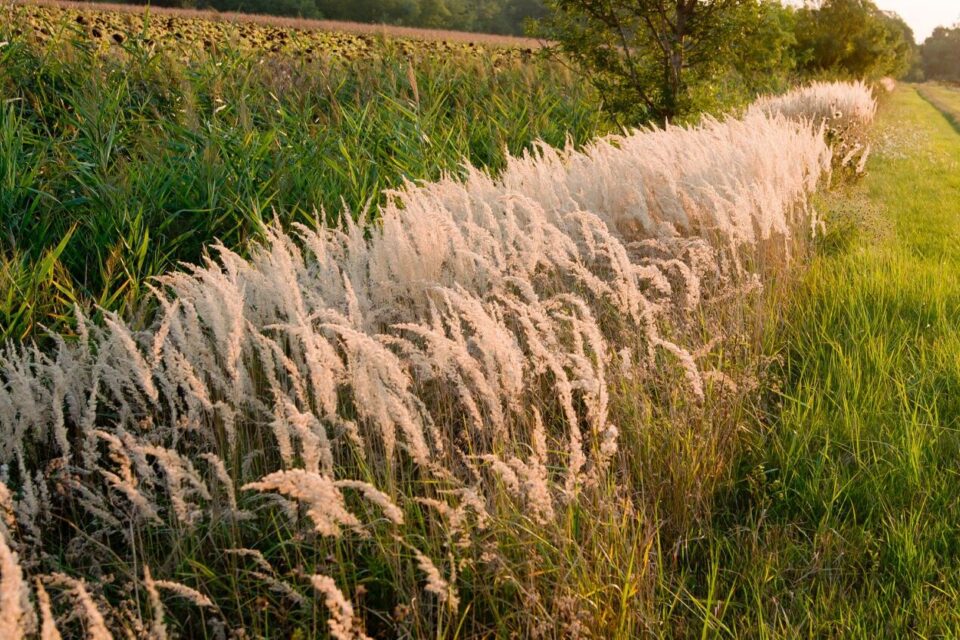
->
3;3;958;639
666;85;960;636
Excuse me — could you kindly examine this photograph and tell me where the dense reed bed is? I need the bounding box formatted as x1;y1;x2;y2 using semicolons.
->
0;14;603;342
0;83;876;637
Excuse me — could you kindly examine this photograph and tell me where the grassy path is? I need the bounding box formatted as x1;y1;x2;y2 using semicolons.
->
917;83;960;131
677;86;960;637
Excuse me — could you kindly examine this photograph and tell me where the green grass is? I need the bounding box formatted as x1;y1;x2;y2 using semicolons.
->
917;83;960;132
0;16;607;341
664;86;960;637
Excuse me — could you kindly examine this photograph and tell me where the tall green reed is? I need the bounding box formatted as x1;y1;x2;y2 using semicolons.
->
0;20;607;340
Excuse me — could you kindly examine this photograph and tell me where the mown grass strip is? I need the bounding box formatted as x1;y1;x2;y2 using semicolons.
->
916;83;960;133
670;85;960;637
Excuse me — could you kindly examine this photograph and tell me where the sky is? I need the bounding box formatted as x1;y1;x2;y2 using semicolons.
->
872;1;959;41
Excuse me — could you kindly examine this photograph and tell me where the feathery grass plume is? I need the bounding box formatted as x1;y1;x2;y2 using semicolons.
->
198;453;246;519
393;317;505;437
151;578;214;609
94;430;162;525
225;548;307;607
856;144;872;175
142;566;168;640
416;487;492;546
101;313;159;406
0;86;834;466
35;579;61;640
322;324;432;466
277;402;334;475
412;548;459;610
243;470;362;537
0;533;33;638
0;481;16;539
653;338;705;401
252;570;307;606
13;453;43;548
333;480;404;525
46;574;112;640
507;454;555;524
136;446;211;527
224;548;275;573
478;455;521;496
310;574;370;640
751;80;877;129
58;474;123;531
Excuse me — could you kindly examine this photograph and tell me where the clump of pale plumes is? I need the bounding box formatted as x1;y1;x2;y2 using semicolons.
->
0;82;868;637
751;80;877;173
751;80;877;129
879;77;897;93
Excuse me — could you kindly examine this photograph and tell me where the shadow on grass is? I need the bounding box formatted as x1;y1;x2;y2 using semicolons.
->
915;85;960;135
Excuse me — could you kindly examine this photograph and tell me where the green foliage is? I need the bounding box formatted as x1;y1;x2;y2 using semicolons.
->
793;0;916;79
535;0;919;126
921;26;960;83
697;1;799;110
0;17;607;340
535;0;794;124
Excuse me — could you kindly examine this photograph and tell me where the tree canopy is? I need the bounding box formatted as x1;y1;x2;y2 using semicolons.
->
535;0;797;124
920;26;960;83
793;0;915;79
535;0;915;125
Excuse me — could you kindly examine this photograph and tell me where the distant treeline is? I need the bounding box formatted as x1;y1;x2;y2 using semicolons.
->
918;26;960;83
88;0;549;35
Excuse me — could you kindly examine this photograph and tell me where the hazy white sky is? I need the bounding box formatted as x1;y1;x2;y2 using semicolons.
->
872;1;959;41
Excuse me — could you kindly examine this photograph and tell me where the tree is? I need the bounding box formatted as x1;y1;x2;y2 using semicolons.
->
921;26;960;83
535;0;783;124
793;0;914;79
719;2;797;100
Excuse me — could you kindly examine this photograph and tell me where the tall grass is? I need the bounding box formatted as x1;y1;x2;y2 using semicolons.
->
0;17;605;341
0;81;878;638
663;84;960;637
